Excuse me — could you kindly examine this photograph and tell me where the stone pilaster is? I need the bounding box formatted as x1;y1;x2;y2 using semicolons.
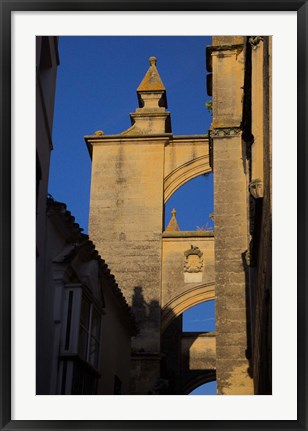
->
209;37;254;394
249;36;265;199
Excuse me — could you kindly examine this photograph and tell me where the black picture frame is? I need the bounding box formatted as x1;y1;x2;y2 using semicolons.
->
1;1;307;430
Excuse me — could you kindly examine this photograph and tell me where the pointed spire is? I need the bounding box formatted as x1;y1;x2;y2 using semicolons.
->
126;56;171;135
165;208;180;232
136;56;167;110
137;56;166;92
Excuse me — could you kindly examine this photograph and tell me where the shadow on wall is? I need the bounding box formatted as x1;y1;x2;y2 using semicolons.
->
131;286;216;395
242;250;254;380
131;286;160;347
132;286;160;325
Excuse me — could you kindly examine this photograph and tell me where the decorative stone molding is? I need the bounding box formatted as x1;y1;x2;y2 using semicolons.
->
184;245;203;273
249;36;264;50
211;127;241;138
94;130;104;136
249;179;264;199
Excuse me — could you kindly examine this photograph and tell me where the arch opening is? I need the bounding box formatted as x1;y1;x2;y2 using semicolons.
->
182;300;215;333
164;173;214;232
188;380;217;395
161;283;215;333
164;155;212;204
161;298;216;395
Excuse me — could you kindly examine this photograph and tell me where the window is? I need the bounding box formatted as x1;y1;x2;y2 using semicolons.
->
58;284;102;394
78;295;101;369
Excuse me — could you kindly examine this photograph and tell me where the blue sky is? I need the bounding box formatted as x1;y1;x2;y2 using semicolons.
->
190;380;216;395
183;300;215;333
49;36;213;231
49;36;215;394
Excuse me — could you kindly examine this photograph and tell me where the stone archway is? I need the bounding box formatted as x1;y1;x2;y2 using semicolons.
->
181;371;216;395
161;282;215;333
164;154;211;203
161;294;216;395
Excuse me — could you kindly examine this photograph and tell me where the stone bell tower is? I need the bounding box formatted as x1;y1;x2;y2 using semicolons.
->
85;57;212;394
85;57;171;393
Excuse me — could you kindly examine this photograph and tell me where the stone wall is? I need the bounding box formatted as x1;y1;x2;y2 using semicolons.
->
209;37;254;394
207;35;272;395
249;36;272;394
36;36;59;394
161;234;215;310
89;138;166;392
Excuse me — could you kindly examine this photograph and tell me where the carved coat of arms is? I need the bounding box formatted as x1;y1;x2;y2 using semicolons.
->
184;245;203;273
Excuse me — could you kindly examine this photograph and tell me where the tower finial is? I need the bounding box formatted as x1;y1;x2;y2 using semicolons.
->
149;56;157;66
129;55;171;134
165;208;180;232
137;57;165;93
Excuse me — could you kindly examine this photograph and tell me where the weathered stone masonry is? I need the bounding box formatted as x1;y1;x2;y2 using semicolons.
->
85;39;272;394
85;57;214;394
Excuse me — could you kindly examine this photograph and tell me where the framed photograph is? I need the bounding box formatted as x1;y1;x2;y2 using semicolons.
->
1;1;306;430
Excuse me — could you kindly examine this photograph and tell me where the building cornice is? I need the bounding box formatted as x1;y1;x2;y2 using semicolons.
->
85;133;209;158
162;231;214;238
210;127;242;138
